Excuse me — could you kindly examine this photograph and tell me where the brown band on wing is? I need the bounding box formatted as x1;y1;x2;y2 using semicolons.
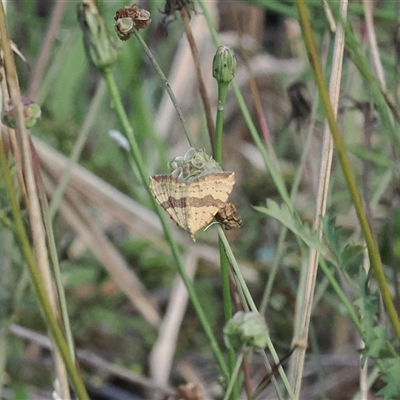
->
160;196;187;209
160;194;225;210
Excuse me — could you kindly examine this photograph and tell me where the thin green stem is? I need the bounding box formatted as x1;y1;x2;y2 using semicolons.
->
102;68;228;376
219;238;236;385
198;0;293;211
214;76;237;395
260;349;295;400
0;134;89;400
215;83;228;163
260;88;319;313
0;329;7;400
133;30;195;148
231;84;292;208
218;227;257;312
43;197;76;363
199;4;297;396
319;259;362;331
296;0;400;339
222;353;243;400
219;242;232;322
0;1;87;394
219;227;295;398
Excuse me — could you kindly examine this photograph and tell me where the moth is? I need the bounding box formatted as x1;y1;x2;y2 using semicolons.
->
149;172;237;239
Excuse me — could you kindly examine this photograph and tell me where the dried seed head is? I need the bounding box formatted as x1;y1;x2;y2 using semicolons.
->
114;4;151;41
287;81;312;131
114;17;135;41
162;0;195;25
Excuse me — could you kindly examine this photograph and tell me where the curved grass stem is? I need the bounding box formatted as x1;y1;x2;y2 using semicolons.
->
296;0;400;341
198;0;293;211
180;6;215;152
102;67;228;376
0;135;89;400
133;30;195;148
218;227;295;398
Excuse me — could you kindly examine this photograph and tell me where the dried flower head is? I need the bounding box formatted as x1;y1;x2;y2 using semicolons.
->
162;0;194;24
114;4;151;41
287;81;312;132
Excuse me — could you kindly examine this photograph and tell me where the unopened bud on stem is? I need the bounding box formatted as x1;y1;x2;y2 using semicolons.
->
212;45;237;84
78;3;118;70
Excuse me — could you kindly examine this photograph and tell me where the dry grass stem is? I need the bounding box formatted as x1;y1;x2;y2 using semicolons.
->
35;138;258;280
289;0;349;396
0;4;71;397
9;324;175;396
42;171;161;327
4;2;392;397
35;138;258;330
363;0;386;89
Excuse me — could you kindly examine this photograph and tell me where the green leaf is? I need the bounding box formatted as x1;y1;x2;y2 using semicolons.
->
63;265;100;288
343;18;400;153
341;244;364;275
378;358;400;400
348;145;394;168
322;213;343;265
255;200;326;255
322;213;364;275
358;325;388;361
355;273;390;363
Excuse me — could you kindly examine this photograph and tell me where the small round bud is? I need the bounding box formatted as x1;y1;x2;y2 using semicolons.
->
2;97;41;129
223;311;269;352
212;45;237;84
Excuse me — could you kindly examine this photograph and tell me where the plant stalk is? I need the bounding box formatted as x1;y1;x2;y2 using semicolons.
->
214;75;236;395
296;0;400;342
102;67;228;376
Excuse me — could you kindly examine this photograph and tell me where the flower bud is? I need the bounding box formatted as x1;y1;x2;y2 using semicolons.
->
2;97;41;129
212;45;237;84
223;311;269;352
77;3;118;70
